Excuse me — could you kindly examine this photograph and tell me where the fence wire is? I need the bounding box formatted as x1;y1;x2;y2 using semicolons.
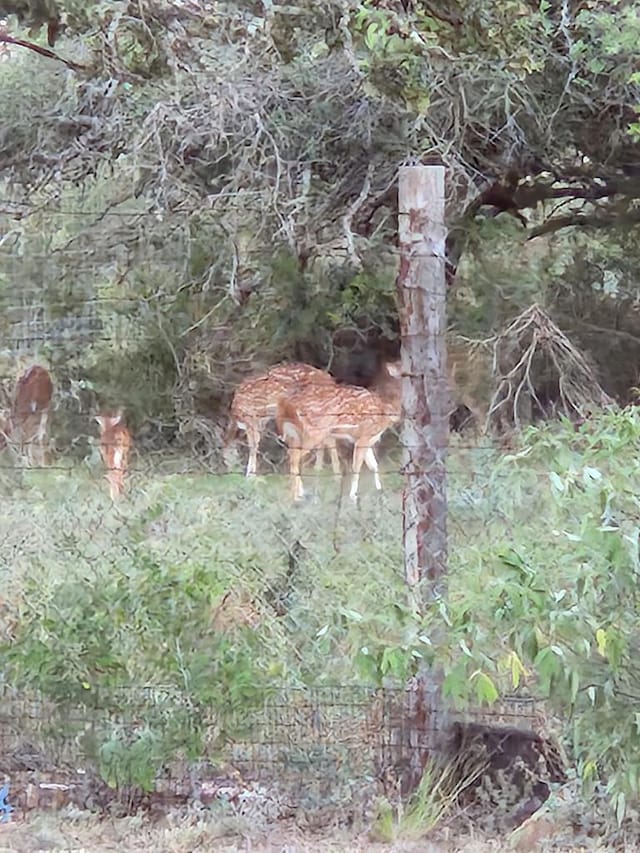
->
0;216;577;823
0;681;546;817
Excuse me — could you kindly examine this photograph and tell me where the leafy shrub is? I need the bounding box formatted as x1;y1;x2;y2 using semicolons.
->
354;409;640;816
0;536;271;765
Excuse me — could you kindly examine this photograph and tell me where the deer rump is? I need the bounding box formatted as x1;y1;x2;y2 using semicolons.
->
0;365;54;464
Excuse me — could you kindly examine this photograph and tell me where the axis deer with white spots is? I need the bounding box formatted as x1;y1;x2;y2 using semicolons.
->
95;411;132;501
0;365;54;466
226;362;338;477
276;360;402;503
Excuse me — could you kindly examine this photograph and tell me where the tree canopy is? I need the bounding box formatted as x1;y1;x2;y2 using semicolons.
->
1;0;639;277
1;0;640;433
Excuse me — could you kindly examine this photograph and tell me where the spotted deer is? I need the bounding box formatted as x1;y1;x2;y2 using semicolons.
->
226;362;338;477
276;360;402;503
95;411;132;501
0;365;54;466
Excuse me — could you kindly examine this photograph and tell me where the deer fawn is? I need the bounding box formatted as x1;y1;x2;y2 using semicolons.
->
95;411;132;501
227;362;338;477
0;365;54;466
276;360;402;503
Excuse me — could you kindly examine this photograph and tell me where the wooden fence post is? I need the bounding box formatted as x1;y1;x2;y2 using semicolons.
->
396;165;449;789
396;165;448;594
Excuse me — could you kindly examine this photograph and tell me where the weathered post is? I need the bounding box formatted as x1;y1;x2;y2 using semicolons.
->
396;165;448;593
395;164;449;791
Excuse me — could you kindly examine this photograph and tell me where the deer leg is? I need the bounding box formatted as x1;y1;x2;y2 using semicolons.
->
36;412;49;467
13;426;25;466
328;440;341;476
245;424;260;477
27;434;36;468
22;434;31;467
363;446;382;491
113;447;126;499
288;445;305;501
349;442;368;503
107;473;115;501
470;405;488;436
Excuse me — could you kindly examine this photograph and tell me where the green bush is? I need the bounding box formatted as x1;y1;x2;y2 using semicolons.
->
2;537;270;716
354;409;640;816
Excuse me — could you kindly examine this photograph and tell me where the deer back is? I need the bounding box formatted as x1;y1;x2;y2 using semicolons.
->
279;360;402;444
231;362;334;421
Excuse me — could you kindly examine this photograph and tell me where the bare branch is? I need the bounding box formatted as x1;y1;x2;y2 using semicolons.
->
528;207;640;240
0;33;86;71
341;163;374;269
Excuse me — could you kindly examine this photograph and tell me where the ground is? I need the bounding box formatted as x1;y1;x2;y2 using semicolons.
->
0;810;618;852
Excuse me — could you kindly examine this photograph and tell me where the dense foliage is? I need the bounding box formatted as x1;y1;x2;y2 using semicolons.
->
352;410;640;816
1;1;640;423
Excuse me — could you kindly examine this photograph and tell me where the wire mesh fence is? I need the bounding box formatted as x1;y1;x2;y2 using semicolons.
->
0;212;576;827
0;680;548;818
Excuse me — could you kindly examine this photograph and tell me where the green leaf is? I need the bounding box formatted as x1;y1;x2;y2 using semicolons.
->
596;628;607;656
341;609;363;622
549;471;565;492
471;670;499;704
508;651;526;689
616;791;626;824
364;22;380;50
459;639;473;657
583;466;602;482
570;668;580;702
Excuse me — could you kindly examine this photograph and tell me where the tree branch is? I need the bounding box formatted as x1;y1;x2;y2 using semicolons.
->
0;34;86;71
528;207;640;239
341;163;374;269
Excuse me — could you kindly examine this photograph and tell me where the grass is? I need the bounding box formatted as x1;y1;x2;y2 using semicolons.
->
0;435;521;758
372;758;484;844
0;808;619;852
0;434;537;700
0;421;636;849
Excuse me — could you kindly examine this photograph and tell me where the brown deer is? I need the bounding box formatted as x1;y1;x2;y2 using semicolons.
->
0;365;54;466
276;360;402;503
95;411;132;501
226;362;338;477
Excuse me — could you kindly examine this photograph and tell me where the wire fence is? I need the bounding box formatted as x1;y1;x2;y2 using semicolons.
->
0;680;551;820
0;211;585;826
0;364;566;824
